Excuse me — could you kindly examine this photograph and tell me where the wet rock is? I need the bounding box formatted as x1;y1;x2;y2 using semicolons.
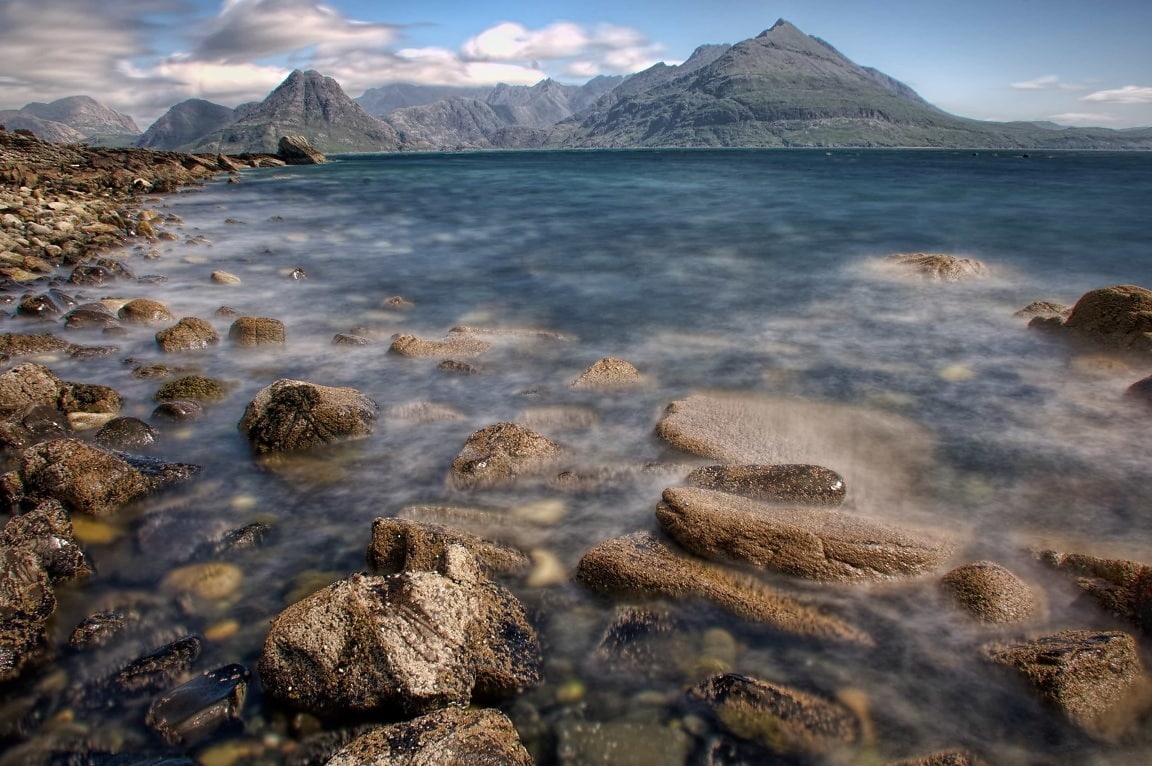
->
383;295;413;309
326;707;533;766
575;532;871;645
64;303;119;330
939;561;1038;624
654;394;936;510
1125;374;1152;406
1048;284;1152;353
210;270;241;285
0;438;194;516
113;635;202;695
118;298;175;325
656;486;953;583
450;422;562;489
278;135;327;165
0;403;70;450
152;399;205;422
154;374;231;403
237;378;377;453
555;719;693;766
885;252;989;281
95;416;158;449
594;606;680;673
0;362;64;417
983;630;1146;740
686;464;847;506
1014;300;1070;319
132;362;173;379
684;673;861;758
0;545;54;682
367;517;531;577
0;332;71;357
389;332;491;358
887;749;990;765
259;545;541;717
58;381;122;419
67;263;118;286
16;289;74;318
1039;551;1152;636
156;317;220;352
437;359;479;375
332;332;372;346
570;357;644;389
228;316;286;346
70;609;137;650
146;663;249;745
1;499;89;582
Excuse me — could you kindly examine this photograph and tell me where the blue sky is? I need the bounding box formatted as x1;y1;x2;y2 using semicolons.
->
1;0;1150;129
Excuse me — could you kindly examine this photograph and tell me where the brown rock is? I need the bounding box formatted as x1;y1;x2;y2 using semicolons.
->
886;750;989;766
1014;300;1070;319
118;298;174;325
389;332;491;358
156;317;220;352
575;532;872;645
228;316;285;346
1058;284;1152;353
210;270;241;285
885;252;989;281
367;517;530;577
1039;551;1152;636
570;357;643;389
237;378;377;453
326;707;533;766
939;561;1038;623
450;422;562;489
0;362;64;417
656;486;952;583
686;464;847;506
277;135;327;165
0;333;71;357
1;438;150;516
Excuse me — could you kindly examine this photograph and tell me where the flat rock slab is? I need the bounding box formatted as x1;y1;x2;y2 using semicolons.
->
655;394;936;511
983;629;1147;740
575;532;872;646
657;486;953;583
686;464;846;506
326;707;533;766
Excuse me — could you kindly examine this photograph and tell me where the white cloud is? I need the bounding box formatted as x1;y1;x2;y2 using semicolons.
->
1081;85;1152;104
1012;75;1060;90
461;21;663;77
1049;112;1118;126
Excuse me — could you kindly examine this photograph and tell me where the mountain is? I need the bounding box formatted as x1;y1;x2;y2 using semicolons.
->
189;69;400;154
137;99;238;150
0;95;139;146
356;83;493;116
384;98;508;150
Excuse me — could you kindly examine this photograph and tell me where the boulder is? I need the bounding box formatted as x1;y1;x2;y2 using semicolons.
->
939;561;1038;623
450;422;562;489
117;298;174;325
389;332;491;358
686;464;847;506
154;375;231;403
64;303;119;330
0;362;64;417
155;317;219;352
278;135;327;165
655;394;936;510
570;357;644;389
237;379;377;453
259;545;541;717
145;663;249;746
684;673;861;758
228;316;286;346
656;486;952;583
95;417;158;449
983;630;1146;739
367;517;531;577
1052;284;1152;353
575;532;871;645
1038;551;1152;636
885;252;989;281
325;707;533;766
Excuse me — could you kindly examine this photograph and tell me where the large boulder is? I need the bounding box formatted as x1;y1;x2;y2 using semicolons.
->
656;486;953;583
325;707;533;765
1038;551;1152;636
575;532;871;645
237;379;377;453
686;464;847;506
367;517;530;577
278;135;327;165
684;673;861;759
1040;284;1152;353
450;422;562;489
259;545;541;717
983;630;1146;740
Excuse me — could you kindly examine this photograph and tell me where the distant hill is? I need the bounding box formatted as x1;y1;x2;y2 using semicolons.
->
0;95;139;146
137;99;238;150
189;69;400;154
356;83;494;116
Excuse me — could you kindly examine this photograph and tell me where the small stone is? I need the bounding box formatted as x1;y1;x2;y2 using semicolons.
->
210;270;241;286
885;252;989;281
161;562;243;600
450;422;562;489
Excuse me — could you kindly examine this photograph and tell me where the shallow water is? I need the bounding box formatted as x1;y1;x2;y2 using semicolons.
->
8;149;1152;764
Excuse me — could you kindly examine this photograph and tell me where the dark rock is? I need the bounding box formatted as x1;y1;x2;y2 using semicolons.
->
146;663;249;745
939;561;1038;624
16;289;74;318
95;416;159;449
0;403;70;449
367;517;531;577
259;544;540;717
1;499;90;582
449;421;562;489
575;532;871;645
0;362;64;417
154;375;231;403
437;359;479;375
156;317;220;352
655;486;953;582
326;707;533;766
70;609;136;650
885;252;989;281
66;343;121;359
570;357;643;389
1039;551;1152;636
118;298;175;325
887;750;990;766
228;316;286;346
983;630;1145;739
113;635;202;695
684;673;861;758
67;264;118;286
152;400;205;422
64;303;119;329
332;332;372;346
237;378;377;453
594;606;680;672
277;134;327;165
686;464;847;506
1057;284;1152;353
1125;374;1152;406
0;545;54;682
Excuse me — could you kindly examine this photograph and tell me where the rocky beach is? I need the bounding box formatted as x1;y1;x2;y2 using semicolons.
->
1;135;1151;765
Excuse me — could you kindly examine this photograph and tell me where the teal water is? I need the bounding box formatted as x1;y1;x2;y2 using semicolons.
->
14;149;1152;764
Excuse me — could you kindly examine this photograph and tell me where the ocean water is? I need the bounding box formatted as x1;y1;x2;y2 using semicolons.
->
13;149;1152;763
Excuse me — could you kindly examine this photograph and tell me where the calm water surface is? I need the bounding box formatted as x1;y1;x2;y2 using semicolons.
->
13;149;1152;764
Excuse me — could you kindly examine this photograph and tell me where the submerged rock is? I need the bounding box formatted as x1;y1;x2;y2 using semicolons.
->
0;332;71;357
983;630;1146;740
113;634;203;695
656;486;953;583
886;750;990;766
684;673;861;758
939;561;1038;624
367;517;531;577
1125;374;1152;406
0;542;56;681
389;332;491;358
146;663;249;745
686;464;847;506
95;416;158;449
575;532;871;645
238;378;377;453
326;707;533;766
259;545;541;717
570;357;644;389
885;252;989;281
450;422;562;489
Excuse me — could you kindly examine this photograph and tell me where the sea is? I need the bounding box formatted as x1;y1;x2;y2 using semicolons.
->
12;148;1152;764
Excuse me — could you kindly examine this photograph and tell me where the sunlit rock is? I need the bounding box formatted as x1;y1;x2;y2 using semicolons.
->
939;561;1039;623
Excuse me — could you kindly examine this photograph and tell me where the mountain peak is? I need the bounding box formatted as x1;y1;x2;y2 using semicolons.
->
758;18;799;38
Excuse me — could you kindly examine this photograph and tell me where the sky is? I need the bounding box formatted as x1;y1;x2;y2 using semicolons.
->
1;0;1150;130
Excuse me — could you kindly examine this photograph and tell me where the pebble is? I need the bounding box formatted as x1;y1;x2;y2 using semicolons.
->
161;562;244;600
